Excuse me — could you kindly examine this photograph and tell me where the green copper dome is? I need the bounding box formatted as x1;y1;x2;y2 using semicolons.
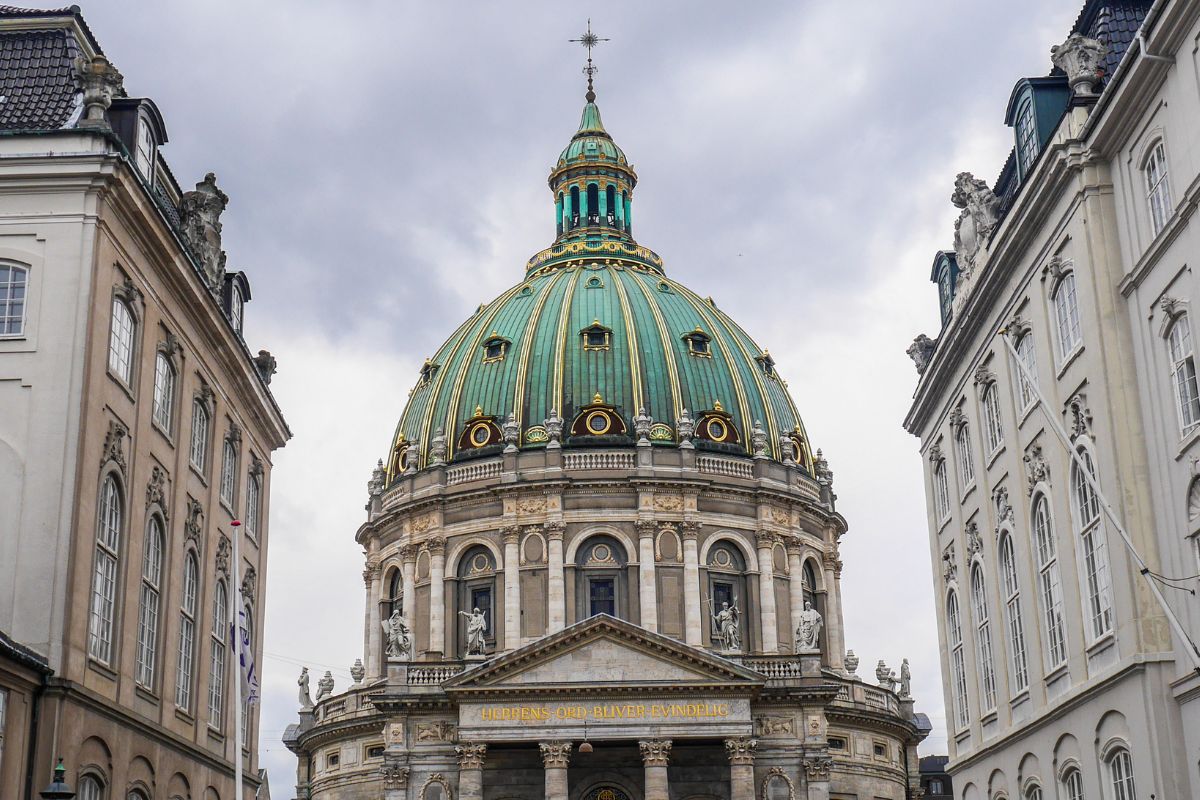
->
385;95;815;479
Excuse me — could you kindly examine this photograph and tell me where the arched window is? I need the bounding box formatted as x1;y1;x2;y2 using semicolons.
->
605;184;617;225
152;352;176;434
1072;447;1113;639
955;423;975;488
208;580;228;728
1145;141;1172;235
108;298;136;385
802;560;818;611
230;286;244;335
576;537;628;621
933;459;951;521
1167;313;1200;432
947;589;969;730
1062;767;1084;800
586;183;599;224
622;190;630;232
89;476;123;664
1106;747;1135;800
1015;334;1039;411
569;185;580;227
1033;496;1068;667
982;384;1004;454
190;399;210;472
998;534;1029;692
134;114;156;180
1015;96;1039;174
0;263;28;336
1024;785;1043;800
135;516;165;687
970;565;997;711
457;546;496;653
1053;273;1082;359
78;775;105;800
220;439;237;509
245;471;262;539
176;552;199;710
706;542;747;651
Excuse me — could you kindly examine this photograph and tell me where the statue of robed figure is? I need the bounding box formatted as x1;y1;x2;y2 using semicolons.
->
711;599;742;651
459;607;488;656
381;609;412;660
795;600;823;652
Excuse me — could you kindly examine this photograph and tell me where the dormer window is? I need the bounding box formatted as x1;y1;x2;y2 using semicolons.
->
755;351;775;377
1015;97;1038;174
222;272;251;340
581;320;612;351
229;285;244;335
135;115;156;182
482;332;510;363
419;359;440;386
683;327;712;357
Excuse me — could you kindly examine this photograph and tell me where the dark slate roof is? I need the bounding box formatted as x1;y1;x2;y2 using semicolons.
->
0;628;52;674
0;27;81;130
1071;1;1152;84
920;754;951;771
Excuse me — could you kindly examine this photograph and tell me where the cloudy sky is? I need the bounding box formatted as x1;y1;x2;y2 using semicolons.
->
82;0;1085;784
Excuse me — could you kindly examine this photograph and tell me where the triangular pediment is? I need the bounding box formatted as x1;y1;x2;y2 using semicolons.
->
444;615;763;693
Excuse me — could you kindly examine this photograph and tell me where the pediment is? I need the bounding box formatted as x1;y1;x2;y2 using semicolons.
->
445;614;763;693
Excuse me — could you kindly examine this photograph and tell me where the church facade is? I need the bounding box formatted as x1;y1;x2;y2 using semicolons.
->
285;77;928;800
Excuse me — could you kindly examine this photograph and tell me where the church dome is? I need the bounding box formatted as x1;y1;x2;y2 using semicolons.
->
385;92;815;480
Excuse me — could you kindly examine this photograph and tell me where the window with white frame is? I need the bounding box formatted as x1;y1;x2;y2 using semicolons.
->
152;352;176;434
77;775;104;800
245;471;261;539
998;533;1030;692
1033;495;1068;667
933;459;951;521
0;263;28;336
1053;272;1083;359
947;589;970;730
108;299;136;385
1024;785;1043;800
135;516;164;688
1107;747;1136;800
1062;767;1084;800
175;551;199;710
1016;97;1039;175
1015;333;1039;411
88;476;122;664
970;564;997;712
208;580;228;728
1072;447;1113;639
190;399;210;472
955;423;975;489
230;286;244;335
982;383;1004;453
134;116;155;181
220;439;237;509
1145;141;1172;236
1167;313;1200;433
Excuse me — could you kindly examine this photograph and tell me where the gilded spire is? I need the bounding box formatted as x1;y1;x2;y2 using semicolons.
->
570;19;609;103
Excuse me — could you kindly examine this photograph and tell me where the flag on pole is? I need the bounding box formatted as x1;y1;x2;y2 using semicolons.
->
232;607;260;707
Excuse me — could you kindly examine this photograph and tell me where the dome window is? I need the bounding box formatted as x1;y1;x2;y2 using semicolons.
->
518;285;534;297
683;327;713;358
569;392;628;438
696;401;740;446
580;320;612;352
657;281;673;294
585;275;604;289
389;439;413;476
419;359;440;386
481;332;511;364
458;406;504;451
756;351;776;377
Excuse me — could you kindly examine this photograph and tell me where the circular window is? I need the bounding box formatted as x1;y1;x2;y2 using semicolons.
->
706;418;728;442
792;439;802;462
593;544;610;561
469;423;491;447
471;553;490;573
397;446;409;471
585;411;612;435
712;548;732;568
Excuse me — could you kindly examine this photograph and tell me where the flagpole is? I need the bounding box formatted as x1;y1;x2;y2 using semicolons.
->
998;330;1200;671
230;519;244;800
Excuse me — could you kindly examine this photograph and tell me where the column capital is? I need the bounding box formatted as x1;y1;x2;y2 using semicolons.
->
362;564;380;585
544;520;566;541
680;520;701;541
754;529;778;549
399;543;419;562
379;756;409;788
501;526;521;545
455;743;487;769
724;737;757;765
803;756;833;780
426;536;446;556
539;740;572;767
638;739;672;766
784;538;805;557
635;519;657;539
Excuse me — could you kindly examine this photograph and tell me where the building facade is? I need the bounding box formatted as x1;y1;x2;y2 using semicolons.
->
904;1;1200;798
285;79;930;800
0;6;289;799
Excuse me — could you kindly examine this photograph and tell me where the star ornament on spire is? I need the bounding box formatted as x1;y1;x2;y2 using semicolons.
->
570;19;609;102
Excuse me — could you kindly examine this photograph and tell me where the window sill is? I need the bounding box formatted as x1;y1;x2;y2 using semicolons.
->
0;333;27;341
980;709;998;726
985;444;1005;469
152;420;175;447
959;482;977;504
1085;631;1116;657
1055;344;1084;380
1009;688;1030;709
207;725;225;743
189;462;209;486
937;515;952;534
1043;662;1069;685
220;498;235;517
87;657;118;681
174;706;195;724
1018;403;1038;428
134;684;160;704
107;369;137;403
1174;425;1200;460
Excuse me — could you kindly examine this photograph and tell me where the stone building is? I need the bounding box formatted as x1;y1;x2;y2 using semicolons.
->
904;1;1200;798
284;70;929;800
0;5;289;799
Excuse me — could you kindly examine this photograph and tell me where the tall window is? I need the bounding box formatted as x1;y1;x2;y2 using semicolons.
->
1016;97;1039;174
108;299;136;385
88;476;122;664
1167;314;1200;433
175;552;199;710
245;472;261;539
134;118;155;180
998;534;1029;691
1145;141;1172;235
933;460;951;521
970;565;997;711
1015;334;1039;411
190;399;210;472
152;353;176;434
982;384;1004;453
208;580;228;728
1062;768;1084;800
1053;273;1083;359
1025;786;1043;800
947;590;969;730
220;439;237;508
77;776;104;800
135;517;165;688
230;286;244;335
1033;496;1068;667
0;263;27;336
1073;449;1113;638
955;424;975;488
1107;748;1136;800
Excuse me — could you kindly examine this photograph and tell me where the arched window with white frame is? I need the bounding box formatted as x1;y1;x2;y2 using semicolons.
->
1061;767;1084;800
933;459;951;522
208;579;228;728
220;438;238;509
1033;495;1068;667
190;398;210;473
1106;747;1136;800
1024;784;1043;800
1014;333;1039;411
947;589;970;730
998;533;1029;692
0;262;28;337
108;298;136;385
1052;272;1082;359
1167;313;1200;433
77;775;105;800
135;516;165;688
1072;446;1113;639
982;383;1004;454
955;423;975;489
88;475;123;664
152;352;176;435
1145;140;1172;235
970;564;997;711
175;551;199;710
245;469;262;539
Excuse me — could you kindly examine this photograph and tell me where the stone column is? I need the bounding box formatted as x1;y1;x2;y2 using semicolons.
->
786;542;804;653
546;522;566;633
825;552;845;671
503;527;521;651
725;738;757;800
639;739;672;800
540;741;572;800
755;531;778;652
456;743;487;800
803;754;833;800
364;562;381;678
428;537;447;656
636;521;658;632
400;545;417;652
681;522;702;646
